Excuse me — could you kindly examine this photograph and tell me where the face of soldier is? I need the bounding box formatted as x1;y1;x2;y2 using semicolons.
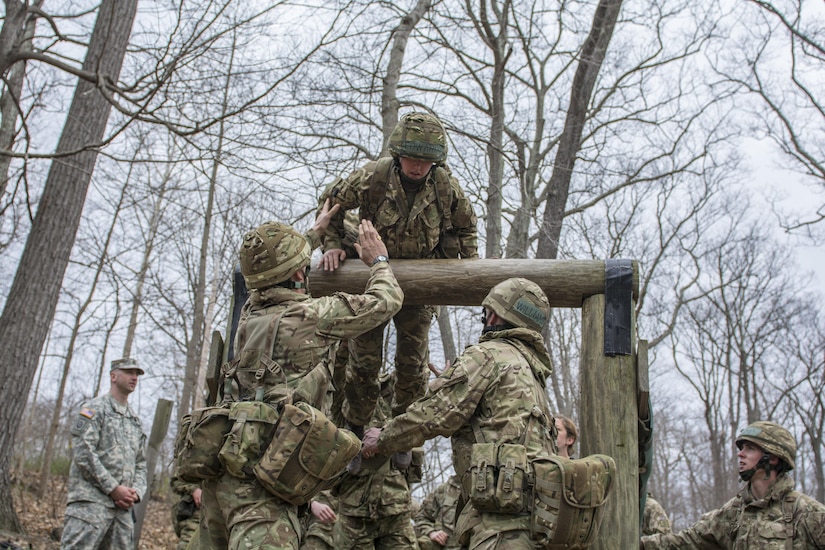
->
738;441;765;474
112;368;141;396
555;418;574;458
399;157;434;182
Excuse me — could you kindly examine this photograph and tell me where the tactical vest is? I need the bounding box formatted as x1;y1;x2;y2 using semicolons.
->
360;157;461;258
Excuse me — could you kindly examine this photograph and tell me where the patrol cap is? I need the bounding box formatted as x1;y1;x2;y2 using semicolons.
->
111;357;145;375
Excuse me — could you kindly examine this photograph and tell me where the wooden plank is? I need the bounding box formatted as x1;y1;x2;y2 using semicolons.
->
310;258;639;307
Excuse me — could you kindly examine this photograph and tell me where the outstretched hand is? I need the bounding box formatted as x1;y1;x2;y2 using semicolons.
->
312;198;341;235
353;220;389;267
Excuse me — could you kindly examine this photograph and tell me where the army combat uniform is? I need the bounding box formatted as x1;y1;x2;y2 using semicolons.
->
414;475;463;550
640;475;825;549
200;228;404;550
321;153;478;426
371;325;558;550
333;376;418;549
170;474;201;550
61;393;147;549
641;494;671;536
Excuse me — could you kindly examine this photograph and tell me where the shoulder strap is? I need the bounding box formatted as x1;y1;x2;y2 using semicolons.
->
433;166;453;231
362;157;395;223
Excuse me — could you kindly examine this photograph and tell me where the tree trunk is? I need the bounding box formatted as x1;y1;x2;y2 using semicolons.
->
380;0;433;150
0;0;137;532
0;1;41;198
536;0;623;260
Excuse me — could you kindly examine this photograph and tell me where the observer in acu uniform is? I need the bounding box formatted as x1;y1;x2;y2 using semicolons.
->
318;112;478;434
641;421;825;549
60;358;147;550
362;278;559;550
199;203;404;549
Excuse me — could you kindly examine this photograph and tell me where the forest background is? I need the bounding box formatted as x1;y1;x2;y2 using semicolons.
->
0;0;823;538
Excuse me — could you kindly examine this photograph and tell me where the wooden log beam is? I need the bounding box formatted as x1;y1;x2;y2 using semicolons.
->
310;258;639;307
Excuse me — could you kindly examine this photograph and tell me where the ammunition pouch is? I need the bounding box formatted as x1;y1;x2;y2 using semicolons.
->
173;406;232;483
529;454;615;550
405;447;426;484
438;228;461;259
253;401;361;506
218;401;280;479
464;442;529;514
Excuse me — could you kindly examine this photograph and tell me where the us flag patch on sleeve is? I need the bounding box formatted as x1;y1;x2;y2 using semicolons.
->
80;407;96;419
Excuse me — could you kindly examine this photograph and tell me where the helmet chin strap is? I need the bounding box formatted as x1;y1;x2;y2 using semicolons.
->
739;453;772;482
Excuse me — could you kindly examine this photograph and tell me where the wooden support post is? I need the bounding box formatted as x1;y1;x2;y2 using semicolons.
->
580;294;639;548
133;398;173;549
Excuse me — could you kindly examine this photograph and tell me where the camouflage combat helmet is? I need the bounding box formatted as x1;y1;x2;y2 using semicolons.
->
482;277;550;332
387;112;448;163
736;420;796;470
239;221;310;290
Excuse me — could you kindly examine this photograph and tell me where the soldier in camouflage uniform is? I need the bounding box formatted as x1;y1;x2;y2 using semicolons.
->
640;420;825;549
640;493;671;536
61;358;147;550
170;473;201;550
414;475;463;550
318;112;478;436
362;278;558;550
199;201;404;550
333;372;418;549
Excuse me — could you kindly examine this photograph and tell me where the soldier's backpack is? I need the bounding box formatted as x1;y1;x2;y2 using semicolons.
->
530;454;616;550
253;400;361;505
173;406;232;483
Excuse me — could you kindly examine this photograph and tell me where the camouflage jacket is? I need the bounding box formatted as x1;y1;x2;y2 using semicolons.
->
640;475;825;549
642;495;672;536
414;475;463;548
374;327;557;477
320;159;478;260
226;261;403;408
67;393;147;506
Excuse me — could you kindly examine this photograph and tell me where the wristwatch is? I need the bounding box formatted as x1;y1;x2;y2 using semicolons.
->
371;255;389;266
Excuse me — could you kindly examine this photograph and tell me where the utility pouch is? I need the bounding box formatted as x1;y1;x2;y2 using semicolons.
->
253;401;361;506
217;401;280;479
438;229;461;259
174;406;232;482
530;454;615;550
466;442;498;512
496;443;528;513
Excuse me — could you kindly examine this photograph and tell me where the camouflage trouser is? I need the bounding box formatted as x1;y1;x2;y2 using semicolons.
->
344;304;433;426
301;511;335;549
456;507;533;550
199;478;228;549
177;513;200;550
200;473;302;550
333;512;418;549
60;501;133;550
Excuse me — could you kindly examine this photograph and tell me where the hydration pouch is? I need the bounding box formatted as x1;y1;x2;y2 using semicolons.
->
530;454;615;550
253;401;361;506
217;401;280;479
174;406;232;482
496;443;528;513
466;442;498;512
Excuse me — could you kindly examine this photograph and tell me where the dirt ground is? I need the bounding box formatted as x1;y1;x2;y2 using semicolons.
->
9;475;179;550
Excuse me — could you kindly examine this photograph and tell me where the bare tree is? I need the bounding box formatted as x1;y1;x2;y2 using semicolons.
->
0;0;138;531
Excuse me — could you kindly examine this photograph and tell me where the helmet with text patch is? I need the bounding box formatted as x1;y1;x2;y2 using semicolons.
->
387;112;448;163
736;421;796;470
239;221;310;290
482;278;550;332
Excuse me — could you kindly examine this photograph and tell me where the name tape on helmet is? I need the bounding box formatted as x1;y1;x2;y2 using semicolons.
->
515;298;547;327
